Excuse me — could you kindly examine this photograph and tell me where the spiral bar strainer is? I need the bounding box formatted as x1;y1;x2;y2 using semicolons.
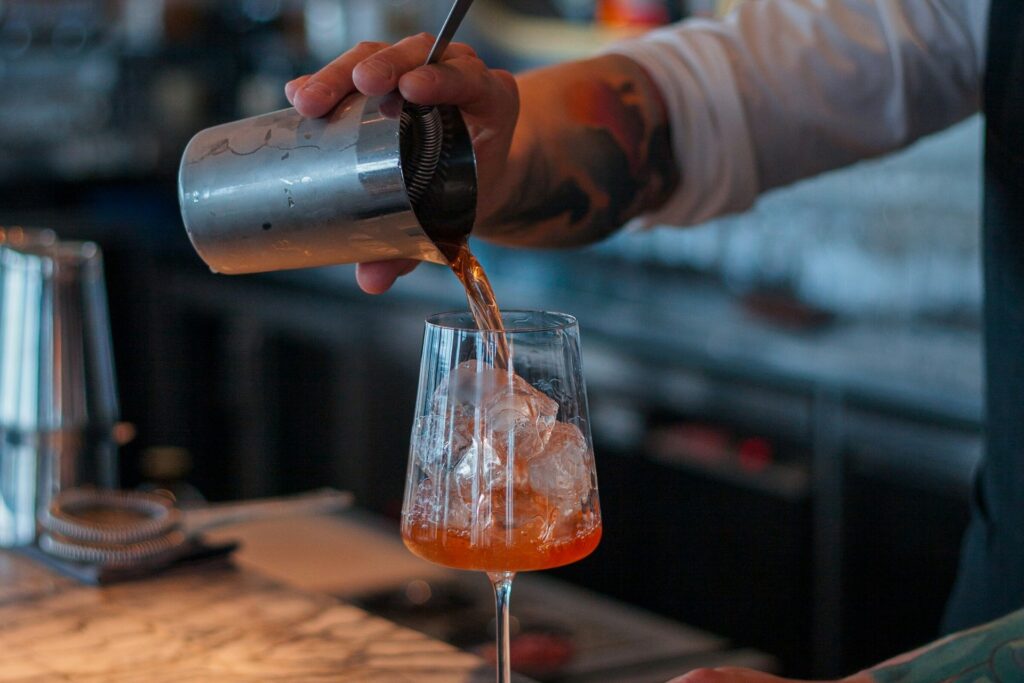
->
37;488;352;569
401;0;476;207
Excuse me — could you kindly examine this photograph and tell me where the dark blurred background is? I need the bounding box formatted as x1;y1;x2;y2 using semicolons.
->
0;0;983;677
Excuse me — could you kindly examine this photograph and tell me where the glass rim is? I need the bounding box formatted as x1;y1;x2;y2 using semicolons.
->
425;310;578;334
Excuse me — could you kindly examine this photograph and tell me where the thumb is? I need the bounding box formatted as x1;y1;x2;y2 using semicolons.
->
355;260;419;294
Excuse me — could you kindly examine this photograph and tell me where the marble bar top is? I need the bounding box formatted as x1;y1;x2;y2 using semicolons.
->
0;550;494;682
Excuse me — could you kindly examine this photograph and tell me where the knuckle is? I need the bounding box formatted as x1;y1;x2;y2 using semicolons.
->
450;41;477;58
354;40;386;52
455;54;487;73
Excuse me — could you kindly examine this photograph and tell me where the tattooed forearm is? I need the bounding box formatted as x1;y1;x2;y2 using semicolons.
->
867;608;1024;683
477;55;679;247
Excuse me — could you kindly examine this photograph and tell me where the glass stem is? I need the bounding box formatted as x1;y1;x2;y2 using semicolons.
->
488;571;515;683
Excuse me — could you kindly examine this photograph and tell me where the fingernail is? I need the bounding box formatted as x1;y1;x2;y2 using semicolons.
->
361;58;393;80
301;81;333;99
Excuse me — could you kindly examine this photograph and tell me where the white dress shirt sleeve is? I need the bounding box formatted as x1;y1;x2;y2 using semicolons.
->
605;0;989;227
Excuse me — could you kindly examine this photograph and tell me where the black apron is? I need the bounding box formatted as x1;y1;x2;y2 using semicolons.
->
942;0;1024;633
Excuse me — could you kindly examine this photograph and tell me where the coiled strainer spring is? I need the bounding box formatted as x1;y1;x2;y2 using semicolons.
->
399;0;475;211
38;487;352;570
401;104;445;206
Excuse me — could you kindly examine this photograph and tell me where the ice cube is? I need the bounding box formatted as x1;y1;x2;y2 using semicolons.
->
441;480;474;532
417;362;571;539
530;422;600;543
442;361;506;408
528;422;591;507
441;362;558;431
409;410;473;479
451;435;504;493
431;362;560;478
409;405;497;535
485;374;558;458
407;476;440;524
515;492;561;544
476;486;558;544
409;475;475;532
486;374;556;430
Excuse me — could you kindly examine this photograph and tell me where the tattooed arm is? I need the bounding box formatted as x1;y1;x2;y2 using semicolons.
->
866;608;1024;683
665;608;1024;682
479;55;677;248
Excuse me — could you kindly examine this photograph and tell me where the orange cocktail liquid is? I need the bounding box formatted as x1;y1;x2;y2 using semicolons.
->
403;521;602;572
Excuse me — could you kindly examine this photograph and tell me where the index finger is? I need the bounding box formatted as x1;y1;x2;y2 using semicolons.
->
351;33;476;96
289;40;389;118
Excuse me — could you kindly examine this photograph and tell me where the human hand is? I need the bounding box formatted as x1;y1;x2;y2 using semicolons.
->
666;668;873;683
285;33;519;294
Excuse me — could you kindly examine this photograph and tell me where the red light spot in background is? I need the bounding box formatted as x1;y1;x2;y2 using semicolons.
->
738;437;774;472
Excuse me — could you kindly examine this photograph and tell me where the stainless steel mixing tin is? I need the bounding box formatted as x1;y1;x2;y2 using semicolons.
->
0;228;119;547
178;93;477;275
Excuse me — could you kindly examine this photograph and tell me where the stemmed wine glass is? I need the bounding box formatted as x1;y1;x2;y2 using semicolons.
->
402;310;602;682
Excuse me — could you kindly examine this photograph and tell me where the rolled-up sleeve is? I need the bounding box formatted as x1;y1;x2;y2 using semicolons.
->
605;0;988;227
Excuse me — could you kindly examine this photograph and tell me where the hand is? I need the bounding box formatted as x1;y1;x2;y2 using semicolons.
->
667;668;874;683
284;33;520;294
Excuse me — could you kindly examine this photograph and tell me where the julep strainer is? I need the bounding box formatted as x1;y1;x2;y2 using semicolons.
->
38;487;352;569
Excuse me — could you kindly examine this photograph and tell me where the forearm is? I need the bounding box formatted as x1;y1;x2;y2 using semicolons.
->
595;0;986;229
477;54;678;248
861;608;1024;682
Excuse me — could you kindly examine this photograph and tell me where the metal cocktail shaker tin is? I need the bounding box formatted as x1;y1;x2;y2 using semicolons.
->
177;93;477;275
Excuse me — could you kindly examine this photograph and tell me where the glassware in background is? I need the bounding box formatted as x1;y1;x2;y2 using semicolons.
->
0;227;119;547
401;310;601;682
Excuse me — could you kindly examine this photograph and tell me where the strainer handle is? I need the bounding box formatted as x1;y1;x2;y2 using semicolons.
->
180;488;354;534
425;0;476;66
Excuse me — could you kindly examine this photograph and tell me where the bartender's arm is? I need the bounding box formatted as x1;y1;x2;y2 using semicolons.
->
286;37;675;292
287;0;985;293
671;606;1024;682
